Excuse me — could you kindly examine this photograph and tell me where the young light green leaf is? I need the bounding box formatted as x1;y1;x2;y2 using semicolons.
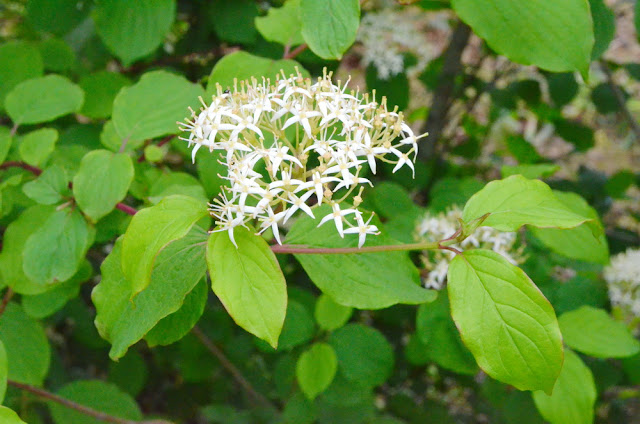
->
451;0;593;79
0;41;43;110
112;70;204;143
73;149;134;222
329;324;394;388
462;175;592;232
0;339;7;403
94;230;207;359
255;0;305;46
22;164;69;205
559;306;640;358
533;349;596;424
79;71;132;119
531;191;609;264
0;126;11;163
315;294;353;331
0;303;50;386
93;0;176;66
18;128;58;167
0;406;27;424
121;195;208;297
500;163;560;180
286;205;436;309
300;0;360;59
206;51;308;97
448;249;563;394
297;343;338;400
589;0;615;60
147;171;208;205
5;75;84;125
206;227;287;349
49;380;142;424
23;207;92;285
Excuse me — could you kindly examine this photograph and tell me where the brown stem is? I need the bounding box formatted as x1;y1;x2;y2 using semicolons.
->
0;161;42;176
283;44;308;60
0;288;14;317
7;380;167;424
191;326;276;410
600;60;640;143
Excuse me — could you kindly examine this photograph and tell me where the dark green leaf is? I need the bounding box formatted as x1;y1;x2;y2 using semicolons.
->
0;41;43;109
554;119;595;152
26;0;90;36
546;72;579;107
38;38;76;72
589;0;616;60
209;0;259;44
501;164;560;179
0;340;6;403
0;126;11;163
79;71;132;119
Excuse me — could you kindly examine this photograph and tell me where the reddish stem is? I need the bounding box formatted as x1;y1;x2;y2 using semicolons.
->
116;203;137;216
0;161;42;176
283;44;308;59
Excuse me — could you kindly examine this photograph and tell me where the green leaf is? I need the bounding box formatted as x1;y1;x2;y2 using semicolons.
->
0;339;6;403
462;175;592;232
531;191;609;264
428;177;483;213
329;324;394;388
108;351;148;397
26;0;90;36
554;119;594;152
49;380;142;424
501;164;560;180
589;0;615;60
558;306;640;358
286;205;436;309
0;406;27;424
112;70;204;143
5;75;84;125
451;0;593;79
93;230;207;359
206;51;308;96
121;195;208;297
546;72;579;107
256;0;305;46
532;349;596;424
145;279;208;347
18;128;58;167
206;227;287;349
209;0;259;44
447;249;563;393
73;150;134;222
22;164;69;205
0;126;11;163
196;150;228;199
79;71;131;119
93;0;176;66
315;294;353;331
148;171;208;205
300;0;360;60
23;207;92;285
38;38;76;72
368;182;420;220
278;300;316;350
297;343;338;400
0;303;50;385
0;41;43;110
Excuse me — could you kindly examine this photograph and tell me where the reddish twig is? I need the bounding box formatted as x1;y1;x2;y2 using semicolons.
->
0;161;42;176
0;288;14;318
270;240;441;255
283;44;308;60
115;203;137;216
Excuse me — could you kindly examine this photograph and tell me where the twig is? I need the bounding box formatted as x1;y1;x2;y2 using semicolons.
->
191;326;276;410
0;161;42;175
115;203;137;216
0;288;14;317
270;241;440;255
283;43;308;60
600;60;640;143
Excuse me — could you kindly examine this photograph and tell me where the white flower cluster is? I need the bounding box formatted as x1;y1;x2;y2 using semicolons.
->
179;70;426;247
357;7;434;80
604;248;640;329
415;206;524;289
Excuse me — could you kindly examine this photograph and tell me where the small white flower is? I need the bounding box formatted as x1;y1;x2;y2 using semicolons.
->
318;202;360;238
343;214;380;248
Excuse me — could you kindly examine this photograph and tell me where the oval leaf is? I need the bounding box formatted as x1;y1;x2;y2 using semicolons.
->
255;0;305;46
315;294;352;331
22;164;69;205
297;343;338;400
206;227;287;348
447;249;563;393
533;349;596;424
18;128;58;167
559;306;640;358
300;0;360;59
73;150;134;222
451;0;593;78
0;406;27;424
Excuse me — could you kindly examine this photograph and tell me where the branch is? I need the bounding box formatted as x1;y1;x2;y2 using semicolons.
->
8;380;172;424
283;43;308;60
600;60;640;143
270;241;440;255
0;288;14;318
191;326;276;410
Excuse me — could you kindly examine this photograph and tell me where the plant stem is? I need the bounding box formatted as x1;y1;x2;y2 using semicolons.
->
283;43;308;59
0;288;14;317
270;241;441;255
116;203;138;216
191;326;276;410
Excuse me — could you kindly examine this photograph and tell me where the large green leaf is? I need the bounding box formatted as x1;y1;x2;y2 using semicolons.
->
5;75;84;125
531;191;608;264
93;230;207;359
0;407;27;424
448;249;563;393
451;0;593;78
533;349;596;424
286;205;436;309
0;303;50;386
18;128;58;167
255;0;305;46
93;0;176;66
79;71;131;119
462;175;592;232
300;0;360;59
120;195;208;297
49;380;142;424
22;207;92;285
559;306;640;358
73;150;134;222
22;164;69;205
206;51;308;96
206;227;287;349
297;343;338;400
112;70;204;143
0;41;43;109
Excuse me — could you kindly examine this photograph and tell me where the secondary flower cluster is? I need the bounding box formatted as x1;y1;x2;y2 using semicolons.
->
415;206;524;289
604;248;640;332
179;70;426;247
